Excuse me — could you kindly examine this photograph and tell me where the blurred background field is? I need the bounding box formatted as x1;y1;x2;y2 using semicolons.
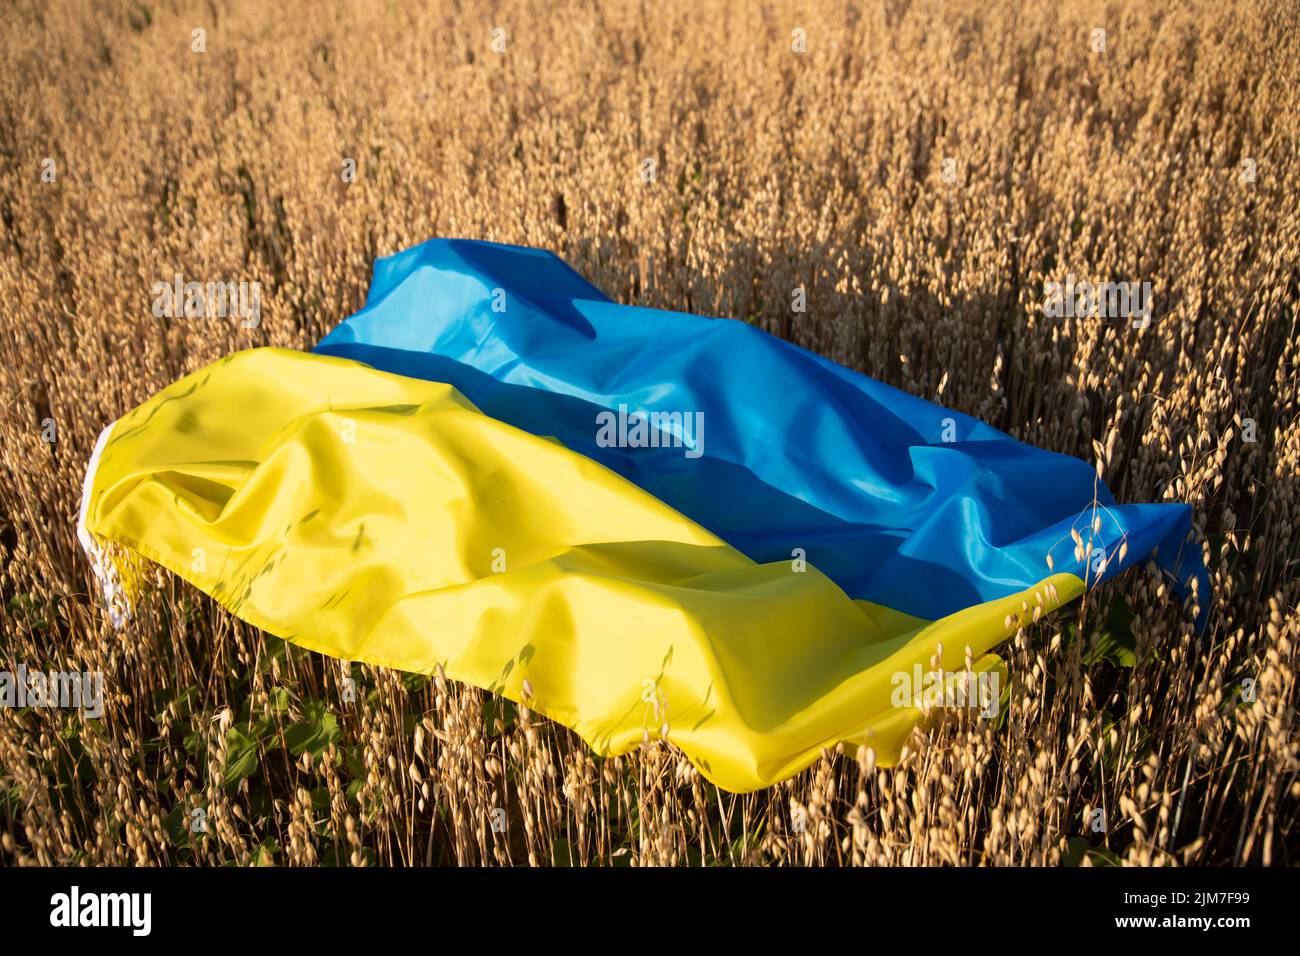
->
0;0;1297;865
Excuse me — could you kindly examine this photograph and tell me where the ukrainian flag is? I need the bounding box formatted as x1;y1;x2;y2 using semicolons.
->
78;240;1209;792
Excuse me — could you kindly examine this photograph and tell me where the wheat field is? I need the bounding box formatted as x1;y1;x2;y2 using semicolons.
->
0;0;1297;866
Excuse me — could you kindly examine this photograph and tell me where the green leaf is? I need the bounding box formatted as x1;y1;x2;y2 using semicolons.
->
267;686;292;713
1063;836;1088;867
6;592;48;630
1084;598;1137;668
154;684;200;725
164;801;208;847
253;838;280;866
283;700;342;759
223;725;260;787
1063;836;1121;867
551;837;573;867
484;696;517;736
1087;845;1122;866
401;672;430;694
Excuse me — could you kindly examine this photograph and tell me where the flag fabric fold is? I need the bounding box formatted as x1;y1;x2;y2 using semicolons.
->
316;238;1209;627
77;239;1211;792
79;348;1085;791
